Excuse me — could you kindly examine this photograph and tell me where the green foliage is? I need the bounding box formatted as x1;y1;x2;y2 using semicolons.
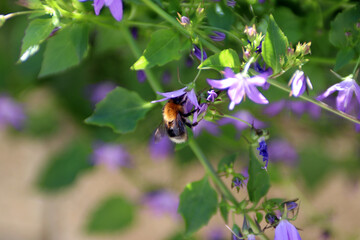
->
334;48;355;71
178;177;218;235
39;23;89;77
206;2;234;31
86;195;135;233
131;29;189;70
199;49;241;72
19;17;55;62
262;15;289;74
247;147;270;203
37;139;92;192
217;153;236;174
219;198;229;223
273;7;302;43
85;87;153;134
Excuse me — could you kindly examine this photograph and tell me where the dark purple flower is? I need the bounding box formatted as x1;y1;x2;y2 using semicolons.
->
185;56;194;67
193;45;207;61
207;66;271;110
149;135;173;161
255;40;263;54
209;31;226;42
142;190;179;218
218;110;266;131
231;176;245;192
94;0;123;21
91;142;131;170
227;0;236;7
289;70;313;97
162;70;172;85
207;89;218;102
136;70;147;83
274;220;302;240
284;201;298;211
267;139;298;166
88;81;116;105
317;74;360;113
265;213;278;225
131;27;138;39
0;94;26;130
257;137;269;170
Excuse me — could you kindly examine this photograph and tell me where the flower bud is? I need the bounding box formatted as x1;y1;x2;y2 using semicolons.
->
244;24;257;37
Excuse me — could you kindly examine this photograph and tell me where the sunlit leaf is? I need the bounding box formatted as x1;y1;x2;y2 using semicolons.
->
199;49;241;72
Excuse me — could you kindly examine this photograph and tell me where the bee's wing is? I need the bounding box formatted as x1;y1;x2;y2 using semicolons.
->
154;122;166;143
176;113;186;135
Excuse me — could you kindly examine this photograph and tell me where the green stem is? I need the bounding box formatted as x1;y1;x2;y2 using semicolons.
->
352;54;360;76
246;214;269;240
267;78;360;125
4;10;45;20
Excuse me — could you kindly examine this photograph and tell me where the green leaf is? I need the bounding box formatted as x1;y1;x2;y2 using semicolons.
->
219;198;229;223
87;195;135;233
37;139;92;192
199;49;241;72
131;29;186;70
39;23;89;77
247;147;270;203
19;18;55;62
178;177;218;235
262;15;289;74
85;87;153;134
273;7;303;43
206;2;234;31
334;48;355;71
329;5;360;48
217;153;236;173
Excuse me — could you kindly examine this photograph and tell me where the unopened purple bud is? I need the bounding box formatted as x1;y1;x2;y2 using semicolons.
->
207;89;218;102
193;45;207;61
48;27;61;38
136;70;147;83
284;201;298;211
345;31;351;37
185;56;194;67
181;16;190;25
209;31;226;42
265;213;278;225
227;0;236;7
131;27;138;39
162;70;172;85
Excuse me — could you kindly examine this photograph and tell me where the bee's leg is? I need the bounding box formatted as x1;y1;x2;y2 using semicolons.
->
181;109;197;117
182;117;199;128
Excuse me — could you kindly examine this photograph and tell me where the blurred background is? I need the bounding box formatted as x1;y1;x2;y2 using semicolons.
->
1;0;360;240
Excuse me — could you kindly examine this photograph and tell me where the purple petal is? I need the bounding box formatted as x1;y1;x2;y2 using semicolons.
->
353;80;360;106
274;220;302;240
246;85;269;104
207;78;238;89
316;82;344;101
248;72;272;86
268;139;298;166
209;31;226;42
187;89;200;110
156;87;187;98
263;100;286;116
88;81;116;105
94;0;105;15
289;101;307;115
193;45;207;61
193;120;220;137
136;70;147;83
142;190;179;218
291;73;306;97
149;136;174;160
224;67;236;78
336;88;353;112
218;110;265;131
0;95;26;130
228;84;245;106
108;0;123;21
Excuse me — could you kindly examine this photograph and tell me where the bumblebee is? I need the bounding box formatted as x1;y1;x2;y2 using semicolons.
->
155;95;197;144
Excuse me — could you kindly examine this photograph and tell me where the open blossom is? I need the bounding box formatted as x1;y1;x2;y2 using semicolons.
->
94;0;123;21
91;142;131;170
0;94;26;130
207;89;218;102
317;74;360;112
289;70;313;97
207;66;271;110
274;220;302;240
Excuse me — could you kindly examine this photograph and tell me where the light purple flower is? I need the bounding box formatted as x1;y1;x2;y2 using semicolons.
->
263;100;321;119
289;70;312;97
207;228;226;240
317;74;360;113
218;110;266;131
88;81;116;105
207;66;271;110
0;94;26;130
136;70;147;83
193;119;220;137
247;234;256;240
207;89;218;102
209;31;226;42
94;0;123;21
181;16;190;25
227;0;236;7
274;220;302;240
142;190;179;218
91;142;131;170
193;45;207;61
267;139;298;166
149;135;173;161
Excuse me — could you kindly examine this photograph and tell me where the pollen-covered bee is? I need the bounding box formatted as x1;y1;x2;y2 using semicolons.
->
155;95;197;144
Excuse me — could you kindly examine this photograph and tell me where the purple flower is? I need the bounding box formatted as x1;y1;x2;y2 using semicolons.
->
130;27;138;39
91;142;131;170
263;100;321;119
274;220;302;240
227;0;236;7
93;0;123;21
209;31;226;42
88;81;116;105
193;119;220;137
218;110;266;131
247;234;256;240
356;112;360;132
207;228;226;240
284;201;298;211
207;66;271;110
142;190;179;218
267;139;298;166
185;56;194;67
193;45;207;61
162;70;172;85
149;135;173;161
0;94;26;130
257;137;269;170
181;16;190;25
317;74;360;113
231;176;244;192
207;89;218;102
136;70;147;83
289;70;313;97
265;213;278;225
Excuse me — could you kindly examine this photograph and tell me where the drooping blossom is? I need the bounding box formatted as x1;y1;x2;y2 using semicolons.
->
207;65;271;110
149;135;173;161
193;45;207;61
267;139;298;166
0;94;26;130
136;70;147;83
80;0;123;21
88;81;116;105
207;89;218;102
289;70;313;97
142;190;179;218
91;142;131;170
218;110;266;131
274;220;302;240
209;31;226;42
257;137;269;170
317;74;360;113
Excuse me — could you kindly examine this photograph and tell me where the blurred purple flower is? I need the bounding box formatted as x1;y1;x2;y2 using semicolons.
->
284;201;298;211
209;31;226;42
227;0;236;7
193;45;207;61
131;27;138;39
149;135;173;161
259;0;265;3
218;110;266;131
267;139;298;166
91;142;131;170
289;70;312;97
247;234;256;240
207;67;271;110
207;89;218;102
317;75;360;113
94;0;123;21
207;228;226;240
0;94;26;130
257;137;269;170
263;100;321;119
185;56;194;67
88;81;116;105
162;70;172;85
181;16;190;25
192;119;220;137
142;190;179;218
274;220;302;240
231;177;244;191
137;70;147;83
